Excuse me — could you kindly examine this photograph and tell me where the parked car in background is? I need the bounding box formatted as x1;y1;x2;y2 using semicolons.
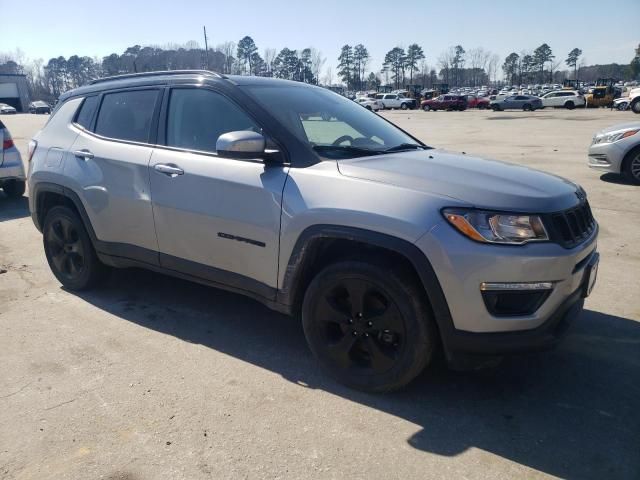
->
541;91;585;109
0;119;26;198
465;95;490;109
421;95;467;111
490;95;542;111
0;103;17;115
612;97;630;111
375;93;416;110
29;101;51;114
588;122;640;184
355;97;382;111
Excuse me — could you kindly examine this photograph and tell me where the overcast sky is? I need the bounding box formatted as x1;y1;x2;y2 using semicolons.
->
1;0;638;76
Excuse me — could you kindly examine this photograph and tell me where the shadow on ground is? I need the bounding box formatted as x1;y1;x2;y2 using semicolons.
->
600;172;639;186
0;194;29;222
75;268;640;480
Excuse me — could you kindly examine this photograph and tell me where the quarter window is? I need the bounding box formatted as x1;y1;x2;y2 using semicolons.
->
95;90;159;143
75;95;99;130
166;88;260;154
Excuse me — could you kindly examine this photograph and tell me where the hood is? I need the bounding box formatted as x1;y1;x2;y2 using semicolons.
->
338;149;581;212
596;122;640;135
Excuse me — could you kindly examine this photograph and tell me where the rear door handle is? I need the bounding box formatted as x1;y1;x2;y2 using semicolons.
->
154;164;184;177
72;149;94;160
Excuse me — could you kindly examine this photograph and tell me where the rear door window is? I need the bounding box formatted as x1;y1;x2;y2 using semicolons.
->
95;89;159;143
74;95;100;130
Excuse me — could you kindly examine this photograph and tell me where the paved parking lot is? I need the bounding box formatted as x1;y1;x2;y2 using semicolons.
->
1;109;638;479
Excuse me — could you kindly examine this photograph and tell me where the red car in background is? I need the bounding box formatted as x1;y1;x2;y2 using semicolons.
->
466;95;490;109
421;95;467;111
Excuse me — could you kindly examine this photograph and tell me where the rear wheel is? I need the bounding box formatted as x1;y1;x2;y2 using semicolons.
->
565;101;575;110
2;179;25;198
623;147;640;185
43;206;108;290
302;259;436;392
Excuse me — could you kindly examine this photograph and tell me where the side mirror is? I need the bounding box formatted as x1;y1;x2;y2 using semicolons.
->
216;131;266;160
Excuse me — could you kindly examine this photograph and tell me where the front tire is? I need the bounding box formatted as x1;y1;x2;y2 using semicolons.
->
43;206;108;291
400;103;408;110
2;179;25;198
302;259;436;392
565;101;575;110
623;146;640;185
523;103;532;111
631;98;640;114
422;104;431;111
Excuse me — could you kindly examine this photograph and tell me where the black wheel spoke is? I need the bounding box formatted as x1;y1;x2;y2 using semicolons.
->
364;336;396;373
68;254;82;275
343;279;368;317
49;223;65;246
326;333;359;368
318;295;351;325
51;252;67;272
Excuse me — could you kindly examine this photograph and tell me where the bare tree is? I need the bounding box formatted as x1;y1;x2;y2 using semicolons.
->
263;48;276;76
487;53;500;85
310;48;326;85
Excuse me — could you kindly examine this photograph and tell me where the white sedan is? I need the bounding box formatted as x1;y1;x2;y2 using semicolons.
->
354;97;383;111
0;103;17;114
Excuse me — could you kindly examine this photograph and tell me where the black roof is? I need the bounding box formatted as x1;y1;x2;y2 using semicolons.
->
60;70;309;101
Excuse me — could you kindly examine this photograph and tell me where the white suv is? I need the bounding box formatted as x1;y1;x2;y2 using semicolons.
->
541;90;585;110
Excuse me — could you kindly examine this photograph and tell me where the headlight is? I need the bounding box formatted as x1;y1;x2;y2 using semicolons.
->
443;208;549;245
593;129;638;144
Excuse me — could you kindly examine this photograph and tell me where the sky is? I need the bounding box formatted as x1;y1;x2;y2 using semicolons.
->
1;0;639;80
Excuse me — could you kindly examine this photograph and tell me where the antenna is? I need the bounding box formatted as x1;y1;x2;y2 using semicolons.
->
203;26;209;69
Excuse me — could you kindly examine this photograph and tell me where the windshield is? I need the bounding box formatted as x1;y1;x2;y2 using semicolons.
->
242;85;424;158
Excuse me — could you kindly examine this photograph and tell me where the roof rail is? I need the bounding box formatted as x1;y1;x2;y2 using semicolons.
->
90;70;224;85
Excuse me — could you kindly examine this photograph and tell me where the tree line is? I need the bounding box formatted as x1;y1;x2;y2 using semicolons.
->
1;39;639;102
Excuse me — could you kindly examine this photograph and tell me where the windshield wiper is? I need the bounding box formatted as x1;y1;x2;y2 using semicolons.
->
383;143;426;153
312;145;383;157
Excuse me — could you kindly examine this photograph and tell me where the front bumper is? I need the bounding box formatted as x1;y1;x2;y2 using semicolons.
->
417;223;598;355
588;141;625;174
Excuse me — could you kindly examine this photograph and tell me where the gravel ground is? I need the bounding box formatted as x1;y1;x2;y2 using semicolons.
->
0;109;638;480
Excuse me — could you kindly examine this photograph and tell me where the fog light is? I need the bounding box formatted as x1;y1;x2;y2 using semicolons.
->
588;154;610;165
480;282;553;316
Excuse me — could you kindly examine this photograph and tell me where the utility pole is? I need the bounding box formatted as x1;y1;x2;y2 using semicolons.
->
203;26;209;70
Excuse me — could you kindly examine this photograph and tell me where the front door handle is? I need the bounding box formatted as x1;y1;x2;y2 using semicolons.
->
154;164;184;177
72;149;94;160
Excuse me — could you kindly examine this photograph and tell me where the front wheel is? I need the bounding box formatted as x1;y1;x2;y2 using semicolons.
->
302;259;436;392
565;101;575;110
2;179;25;198
523;103;532;111
631;98;640;114
623;147;640;185
400;103;408;110
422;104;431;111
43;206;108;291
492;105;501;111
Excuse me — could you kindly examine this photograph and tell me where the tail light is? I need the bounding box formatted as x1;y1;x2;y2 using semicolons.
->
28;139;38;162
2;138;13;150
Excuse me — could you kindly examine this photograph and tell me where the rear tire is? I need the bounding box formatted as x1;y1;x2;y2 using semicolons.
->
302;259;436;392
43;206;108;291
2;179;25;198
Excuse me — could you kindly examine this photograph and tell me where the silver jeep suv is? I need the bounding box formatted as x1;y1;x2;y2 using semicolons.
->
28;71;599;392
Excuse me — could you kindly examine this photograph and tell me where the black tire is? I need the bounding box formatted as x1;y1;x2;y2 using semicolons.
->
492;104;501;111
523;103;531;111
477;104;485;110
622;146;640;185
459;106;467;111
565;101;575;110
422;104;431;111
400;103;408;110
43;206;108;291
631;98;640;114
2;179;25;198
302;259;436;392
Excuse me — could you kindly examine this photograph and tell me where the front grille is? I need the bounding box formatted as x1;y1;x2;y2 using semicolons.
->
549;201;596;248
